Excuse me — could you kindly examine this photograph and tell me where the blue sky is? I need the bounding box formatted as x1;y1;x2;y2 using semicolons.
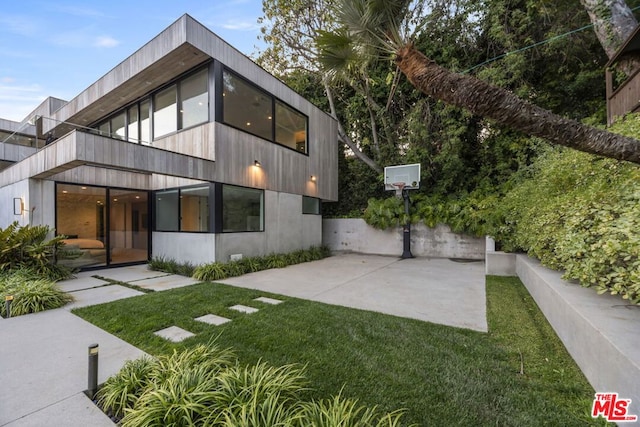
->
0;0;267;122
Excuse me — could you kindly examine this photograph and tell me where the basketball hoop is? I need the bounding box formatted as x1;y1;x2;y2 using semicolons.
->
392;182;406;198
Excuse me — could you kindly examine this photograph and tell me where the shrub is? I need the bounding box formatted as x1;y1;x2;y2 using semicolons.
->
0;222;74;281
237;256;262;273
192;246;331;282
263;253;289;269
148;256;195;277
121;363;219;427
100;344;235;422
224;260;247;278
496;148;640;303
97;356;156;418
193;262;228;281
0;268;73;317
101;344;404;427
297;393;404;427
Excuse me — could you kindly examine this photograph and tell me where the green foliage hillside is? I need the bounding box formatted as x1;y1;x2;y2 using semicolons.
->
496;115;640;303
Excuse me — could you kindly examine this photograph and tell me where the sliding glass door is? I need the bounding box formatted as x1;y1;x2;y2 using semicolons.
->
109;189;149;265
56;183;149;269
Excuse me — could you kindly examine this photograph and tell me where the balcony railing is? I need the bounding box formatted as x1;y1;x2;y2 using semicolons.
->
1;116;152;149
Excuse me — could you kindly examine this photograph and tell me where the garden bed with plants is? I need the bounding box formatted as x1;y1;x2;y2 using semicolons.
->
149;245;332;281
74;276;607;425
0;223;75;318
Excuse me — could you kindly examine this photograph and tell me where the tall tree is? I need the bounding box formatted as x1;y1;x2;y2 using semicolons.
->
581;0;638;59
259;0;383;172
317;0;640;164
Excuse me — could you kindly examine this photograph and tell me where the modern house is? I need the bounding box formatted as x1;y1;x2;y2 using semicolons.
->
0;14;338;269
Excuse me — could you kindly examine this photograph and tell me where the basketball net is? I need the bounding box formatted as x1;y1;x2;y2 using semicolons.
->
392;182;406;198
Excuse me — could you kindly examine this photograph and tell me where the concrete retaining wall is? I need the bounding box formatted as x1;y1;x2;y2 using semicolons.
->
322;218;485;259
515;255;640;419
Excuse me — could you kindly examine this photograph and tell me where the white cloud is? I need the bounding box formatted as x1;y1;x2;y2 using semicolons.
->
0;83;46;122
221;20;259;31
0;15;39;37
49;30;88;48
94;36;120;48
48;4;106;18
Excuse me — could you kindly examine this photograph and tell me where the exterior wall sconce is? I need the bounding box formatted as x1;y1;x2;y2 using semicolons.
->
254;160;261;167
310;175;317;182
13;198;24;215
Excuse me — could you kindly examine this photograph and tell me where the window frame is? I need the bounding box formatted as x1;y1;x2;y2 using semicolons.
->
302;196;321;215
153;184;214;233
218;66;309;156
92;64;211;143
220;183;265;233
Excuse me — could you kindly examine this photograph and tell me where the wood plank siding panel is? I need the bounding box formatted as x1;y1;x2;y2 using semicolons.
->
49;166;152;189
153;122;215;161
607;69;640;125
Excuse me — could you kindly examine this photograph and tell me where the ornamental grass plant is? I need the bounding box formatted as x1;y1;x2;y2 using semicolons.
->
0;268;73;317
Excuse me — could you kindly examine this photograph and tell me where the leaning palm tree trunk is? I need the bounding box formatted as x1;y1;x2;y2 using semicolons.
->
394;44;640;164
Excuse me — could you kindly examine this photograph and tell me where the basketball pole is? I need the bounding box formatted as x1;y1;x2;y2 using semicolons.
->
401;188;414;259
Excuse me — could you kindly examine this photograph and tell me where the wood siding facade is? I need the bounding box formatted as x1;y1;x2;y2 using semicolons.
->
4;14;338;201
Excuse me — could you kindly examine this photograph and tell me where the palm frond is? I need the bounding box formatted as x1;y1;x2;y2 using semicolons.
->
316;29;361;75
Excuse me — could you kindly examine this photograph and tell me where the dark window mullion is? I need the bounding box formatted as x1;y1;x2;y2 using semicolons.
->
177;83;183;131
271;97;276;142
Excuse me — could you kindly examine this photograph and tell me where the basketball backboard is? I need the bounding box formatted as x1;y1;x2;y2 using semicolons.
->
384;163;421;191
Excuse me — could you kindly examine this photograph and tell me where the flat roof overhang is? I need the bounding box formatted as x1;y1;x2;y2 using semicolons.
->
45;15;211;137
0;130;216;187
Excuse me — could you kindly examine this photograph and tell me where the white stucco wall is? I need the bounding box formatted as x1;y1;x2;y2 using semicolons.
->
214;191;322;262
322;218;485;259
0;179;30;228
152;232;216;265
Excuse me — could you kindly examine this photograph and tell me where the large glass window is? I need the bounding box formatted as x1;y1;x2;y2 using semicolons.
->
140;100;151;145
180;186;210;232
276;100;307;153
223;70;273;141
302;196;320;214
98;122;110;137
111;112;126;140
155;189;179;231
181;69;209;129
154;85;178;138
222;185;264;232
92;66;210;143
110;189;149;264
155;186;211;232
56;184;150;268
56;184;107;268
220;68;308;154
127;105;139;143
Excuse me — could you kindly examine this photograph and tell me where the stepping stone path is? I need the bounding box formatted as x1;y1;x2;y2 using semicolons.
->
254;297;283;305
229;304;259;314
195;314;231;326
154;297;284;342
154;326;195;342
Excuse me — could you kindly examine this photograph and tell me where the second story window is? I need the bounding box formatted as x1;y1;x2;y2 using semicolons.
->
94;65;209;143
181;68;209;128
221;68;308;154
223;70;272;141
153;85;177;138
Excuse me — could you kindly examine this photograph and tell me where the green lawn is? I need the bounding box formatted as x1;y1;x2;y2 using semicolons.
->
73;276;607;426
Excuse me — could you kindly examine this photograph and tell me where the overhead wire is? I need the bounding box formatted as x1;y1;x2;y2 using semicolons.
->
462;5;640;74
